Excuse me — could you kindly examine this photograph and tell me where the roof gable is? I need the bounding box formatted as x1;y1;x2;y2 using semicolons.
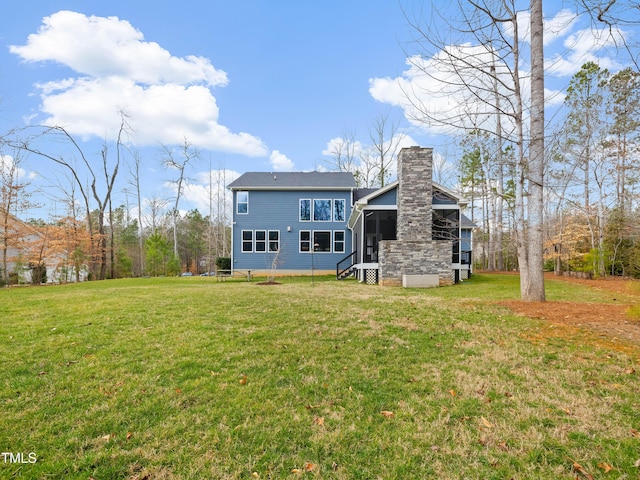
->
353;181;467;206
228;171;356;190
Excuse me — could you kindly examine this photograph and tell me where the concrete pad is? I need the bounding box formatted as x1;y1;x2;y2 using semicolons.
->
402;274;440;288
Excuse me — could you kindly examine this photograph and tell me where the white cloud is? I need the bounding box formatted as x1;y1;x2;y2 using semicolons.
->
269;150;295;171
545;27;627;77
370;47;527;136
369;16;613;139
544;9;579;45
10;10;227;87
0;155;36;181
503;9;579;46
10;10;267;157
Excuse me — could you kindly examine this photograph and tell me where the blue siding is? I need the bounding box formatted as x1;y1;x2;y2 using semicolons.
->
368;187;397;206
232;189;353;272
460;228;472;251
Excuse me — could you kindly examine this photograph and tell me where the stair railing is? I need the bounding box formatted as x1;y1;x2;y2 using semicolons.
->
336;251;357;279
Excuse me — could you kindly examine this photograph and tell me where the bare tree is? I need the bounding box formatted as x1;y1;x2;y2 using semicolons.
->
369;112;402;187
325;129;360;176
162;138;199;258
577;0;640;69
401;0;545;300
128;151;145;276
0;150;32;284
7;114;129;280
146;195;169;233
525;0;546;301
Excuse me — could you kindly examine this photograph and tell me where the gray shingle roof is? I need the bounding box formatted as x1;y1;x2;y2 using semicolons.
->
228;171;356;190
460;213;477;228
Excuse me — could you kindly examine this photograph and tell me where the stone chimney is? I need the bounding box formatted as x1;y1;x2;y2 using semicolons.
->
378;146;453;287
396;146;433;241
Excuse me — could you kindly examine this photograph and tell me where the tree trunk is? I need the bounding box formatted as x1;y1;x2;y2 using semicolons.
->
522;0;546;301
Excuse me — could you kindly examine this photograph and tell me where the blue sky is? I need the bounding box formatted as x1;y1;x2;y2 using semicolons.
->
0;1;634;220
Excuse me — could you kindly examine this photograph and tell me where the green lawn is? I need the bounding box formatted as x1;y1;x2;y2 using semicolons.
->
1;274;639;479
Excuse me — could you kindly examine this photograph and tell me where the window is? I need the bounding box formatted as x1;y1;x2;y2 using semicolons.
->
334;199;346;222
237;191;249;214
313;199;332;221
269;230;280;252
242;230;253;252
255;230;266;252
299;199;311;221
313;231;331;252
333;231;345;253
300;230;311;252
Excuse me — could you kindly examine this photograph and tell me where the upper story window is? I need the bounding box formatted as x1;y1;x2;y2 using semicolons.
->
334;199;345;222
313;199;331;221
237;191;249;214
299;199;311;221
300;198;348;223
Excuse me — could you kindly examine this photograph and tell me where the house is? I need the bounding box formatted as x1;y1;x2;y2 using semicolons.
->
0;209;89;285
227;171;356;275
228;147;473;286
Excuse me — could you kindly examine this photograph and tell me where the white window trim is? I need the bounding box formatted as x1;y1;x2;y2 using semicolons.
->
299;230;311;253
313;199;332;222
334;199;346;222
313;230;332;253
333;230;345;253
237;191;249;215
299;198;311;222
255;230;267;252
241;230;253;253
268;230;280;252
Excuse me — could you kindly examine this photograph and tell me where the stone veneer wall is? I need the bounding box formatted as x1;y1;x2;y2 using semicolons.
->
378;146;454;286
396;147;433;240
378;240;453;286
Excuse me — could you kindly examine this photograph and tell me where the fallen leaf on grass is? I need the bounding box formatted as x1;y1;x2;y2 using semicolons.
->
625;367;636;374
630;429;640;438
305;463;316;472
291;468;302;474
312;416;325;426
381;410;394;418
597;462;613;473
126;432;133;441
480;416;493;429
239;374;247;385
572;461;595;479
449;390;457;397
174;388;182;394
